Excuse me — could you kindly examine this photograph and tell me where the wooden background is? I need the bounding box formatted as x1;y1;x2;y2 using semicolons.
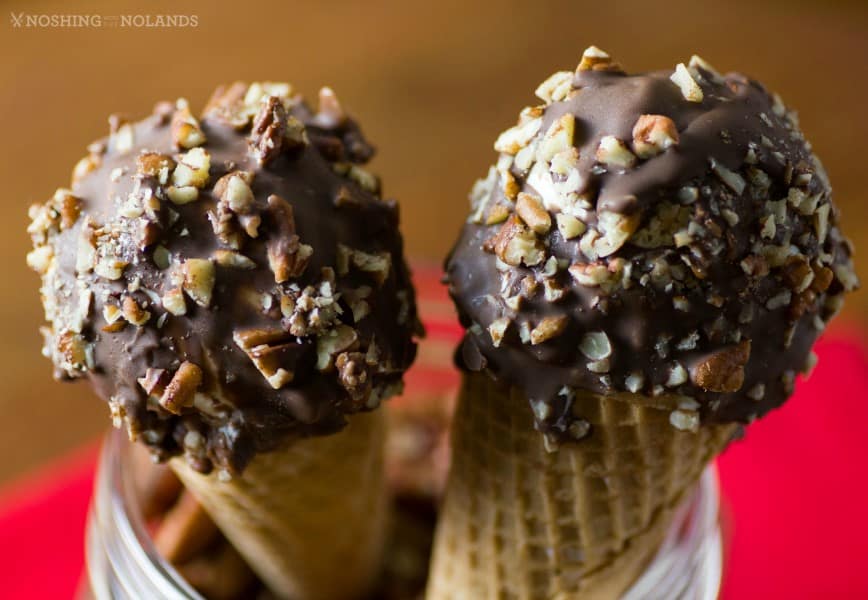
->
1;0;866;484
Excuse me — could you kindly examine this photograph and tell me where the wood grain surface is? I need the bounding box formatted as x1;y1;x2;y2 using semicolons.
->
1;0;865;484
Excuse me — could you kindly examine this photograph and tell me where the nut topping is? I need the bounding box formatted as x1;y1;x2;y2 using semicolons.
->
690;340;751;392
515;192;551;234
27;80;420;475
632;115;679;159
171;99;206;149
233;328;307;390
250;96;287;166
576;46;622;73
596;136;636;169
182;259;216;307
265;195;313;283
529;316;567;344
484;214;545;267
670;63;704;103
159;362;203;415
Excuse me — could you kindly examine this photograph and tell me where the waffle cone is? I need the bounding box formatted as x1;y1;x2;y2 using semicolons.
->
171;409;387;600
426;373;736;600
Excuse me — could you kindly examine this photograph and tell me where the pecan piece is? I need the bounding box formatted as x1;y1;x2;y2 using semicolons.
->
515;192;551;234
632;115;679;159
233;328;309;389
530;315;567;345
136;152;176;181
250;96;287;166
314;86;347;128
483;214;545;267
576;46;623;73
316;325;360;371
781;255;814;293
122;296;151;326
265;195;313;283
160;362;202;415
171;100;206;149
338;246;392;285
213;171;260;241
137;368;169;396
58;191;83;230
182;259;216;307
811;265;834;293
202;81;251;129
335;351;372;405
689;340;751;392
56;330;88;372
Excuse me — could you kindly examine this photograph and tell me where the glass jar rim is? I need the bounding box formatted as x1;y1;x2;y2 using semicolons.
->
87;429;722;599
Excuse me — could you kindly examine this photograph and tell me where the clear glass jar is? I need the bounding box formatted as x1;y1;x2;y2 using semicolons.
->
84;430;723;600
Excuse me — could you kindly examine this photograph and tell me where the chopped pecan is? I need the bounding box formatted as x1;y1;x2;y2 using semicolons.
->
596;136;636;169
213;171;259;239
56;330;88;372
337;244;392;285
556;213;586;239
160;362;203;415
529;315;567;344
138;220;162;250
593;210;639;257
102;304;125;332
72;153;101;184
250;96;287;166
172;148;211;189
58;192;82;230
316;325;359;371
182;259;216;307
515;192;551;234
483;214;545;267
136;152;176;181
265;195;313;283
109;117;135;154
789;289;817;319
233;328;309;389
171;100;207;149
485;204;510;225
535;71;573;104
315;86;347;128
811;265;834;293
335;351;372;404
333;185;358;208
122;296;151;326
632;115;679;159
576;46;623;73
741;255;770;278
689;340;751;392
213;249;256;269
137;368;169;396
670;63;704;103
202;82;251;129
167;186;199;205
781;255;814;293
162;288;187;316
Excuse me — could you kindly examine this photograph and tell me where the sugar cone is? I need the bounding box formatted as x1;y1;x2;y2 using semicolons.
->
426;373;736;600
171;409;387;600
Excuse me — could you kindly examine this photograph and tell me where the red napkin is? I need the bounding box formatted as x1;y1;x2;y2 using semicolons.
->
718;329;868;599
0;267;865;599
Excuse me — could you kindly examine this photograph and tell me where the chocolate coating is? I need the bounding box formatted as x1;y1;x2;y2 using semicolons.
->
446;48;857;441
28;82;421;474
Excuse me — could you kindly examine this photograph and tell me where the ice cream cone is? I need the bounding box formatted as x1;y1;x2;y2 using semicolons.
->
426;373;736;600
172;409;388;600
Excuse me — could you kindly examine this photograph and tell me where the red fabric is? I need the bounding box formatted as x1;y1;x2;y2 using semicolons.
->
717;330;868;599
1;269;865;599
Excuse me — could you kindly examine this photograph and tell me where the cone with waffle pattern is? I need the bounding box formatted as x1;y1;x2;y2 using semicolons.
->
432;46;857;599
27;82;420;599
